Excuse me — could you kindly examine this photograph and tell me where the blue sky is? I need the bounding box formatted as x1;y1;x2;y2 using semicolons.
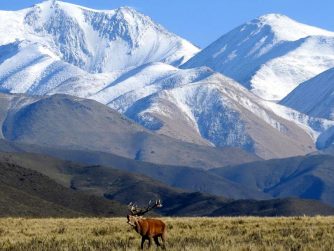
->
1;0;333;48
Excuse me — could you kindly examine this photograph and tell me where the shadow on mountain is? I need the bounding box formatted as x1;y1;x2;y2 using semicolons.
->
0;151;334;217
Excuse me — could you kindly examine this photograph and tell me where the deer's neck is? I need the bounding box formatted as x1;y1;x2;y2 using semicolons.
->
135;219;142;234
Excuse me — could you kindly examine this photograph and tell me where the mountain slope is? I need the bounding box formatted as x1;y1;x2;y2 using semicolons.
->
0;93;258;169
120;71;330;159
0;41;119;96
0;146;266;199
281;67;334;120
210;154;334;206
0;1;198;73
182;14;334;100
280;68;334;150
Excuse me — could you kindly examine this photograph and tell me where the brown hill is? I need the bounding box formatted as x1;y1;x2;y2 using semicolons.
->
0;161;125;217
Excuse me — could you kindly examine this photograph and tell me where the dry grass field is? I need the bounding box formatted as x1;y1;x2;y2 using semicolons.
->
0;217;333;251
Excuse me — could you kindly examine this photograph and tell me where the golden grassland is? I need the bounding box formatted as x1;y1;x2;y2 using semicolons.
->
0;217;333;250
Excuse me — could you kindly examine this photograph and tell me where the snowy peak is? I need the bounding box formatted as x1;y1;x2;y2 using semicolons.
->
256;13;334;41
182;13;334;101
0;1;199;73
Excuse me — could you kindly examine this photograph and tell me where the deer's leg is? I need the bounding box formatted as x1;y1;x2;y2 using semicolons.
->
154;236;161;247
148;237;152;249
161;233;166;250
141;236;146;250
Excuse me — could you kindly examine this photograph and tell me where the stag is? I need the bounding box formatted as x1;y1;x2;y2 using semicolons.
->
127;200;166;249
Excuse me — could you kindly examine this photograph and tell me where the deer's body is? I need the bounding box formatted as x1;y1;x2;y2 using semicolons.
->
135;218;166;237
132;217;166;249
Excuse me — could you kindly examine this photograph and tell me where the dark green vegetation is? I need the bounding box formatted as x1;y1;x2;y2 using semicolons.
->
0;152;334;217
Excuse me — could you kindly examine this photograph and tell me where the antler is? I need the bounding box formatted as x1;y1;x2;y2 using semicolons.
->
128;200;162;216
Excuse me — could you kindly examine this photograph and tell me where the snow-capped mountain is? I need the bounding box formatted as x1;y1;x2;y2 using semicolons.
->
1;2;333;158
1;47;329;158
182;14;334;101
281;67;334;120
0;0;198;73
86;62;331;159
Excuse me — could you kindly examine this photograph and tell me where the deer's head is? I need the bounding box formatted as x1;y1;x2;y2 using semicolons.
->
126;200;163;226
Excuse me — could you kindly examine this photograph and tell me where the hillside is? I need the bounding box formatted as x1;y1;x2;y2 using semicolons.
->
0;140;268;199
0;161;125;217
211;154;334;206
1;151;334;217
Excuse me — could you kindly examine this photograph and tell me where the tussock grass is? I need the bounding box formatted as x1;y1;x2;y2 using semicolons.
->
0;217;333;250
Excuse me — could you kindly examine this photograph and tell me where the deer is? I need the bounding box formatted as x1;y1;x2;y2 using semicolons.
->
127;199;166;249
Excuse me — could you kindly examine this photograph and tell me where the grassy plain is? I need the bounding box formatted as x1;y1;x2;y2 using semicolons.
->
0;217;333;250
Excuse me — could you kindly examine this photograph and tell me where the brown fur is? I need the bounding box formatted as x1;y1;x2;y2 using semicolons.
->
127;215;166;249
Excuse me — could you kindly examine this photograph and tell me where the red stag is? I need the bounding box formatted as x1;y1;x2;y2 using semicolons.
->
127;200;166;249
